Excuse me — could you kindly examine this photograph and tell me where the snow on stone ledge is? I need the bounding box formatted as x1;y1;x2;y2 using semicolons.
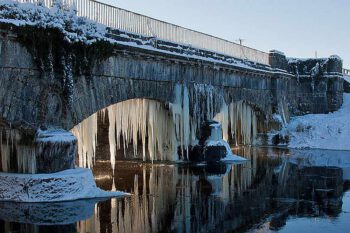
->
36;128;77;143
0;168;127;202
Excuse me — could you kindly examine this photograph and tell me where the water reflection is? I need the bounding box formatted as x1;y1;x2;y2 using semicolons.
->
0;198;108;233
1;147;350;233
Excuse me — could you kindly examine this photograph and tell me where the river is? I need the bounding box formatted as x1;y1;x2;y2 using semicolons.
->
0;147;349;233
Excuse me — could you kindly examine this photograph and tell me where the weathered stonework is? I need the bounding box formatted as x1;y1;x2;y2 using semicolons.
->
0;24;344;171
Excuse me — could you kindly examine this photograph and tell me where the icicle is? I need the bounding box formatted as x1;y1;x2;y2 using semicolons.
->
71;113;98;168
71;84;225;164
216;100;258;146
278;98;290;127
0;143;10;172
16;145;37;174
108;106;116;173
214;102;229;141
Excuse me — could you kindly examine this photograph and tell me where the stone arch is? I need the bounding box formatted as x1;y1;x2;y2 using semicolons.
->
64;77;176;131
70;96;179;168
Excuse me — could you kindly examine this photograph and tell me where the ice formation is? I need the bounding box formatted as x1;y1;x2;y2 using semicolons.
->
0;129;37;174
214;100;258;145
107;98;177;162
71;84;199;166
71;114;98;168
71;84;259;167
0;128;77;174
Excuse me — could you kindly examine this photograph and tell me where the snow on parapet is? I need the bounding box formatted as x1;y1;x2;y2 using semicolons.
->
0;0;107;44
0;1;271;72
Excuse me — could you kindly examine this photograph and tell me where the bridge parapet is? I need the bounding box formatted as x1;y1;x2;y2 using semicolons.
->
15;0;269;65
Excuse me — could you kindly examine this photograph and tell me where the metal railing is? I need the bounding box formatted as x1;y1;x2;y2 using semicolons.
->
15;0;270;65
343;68;350;76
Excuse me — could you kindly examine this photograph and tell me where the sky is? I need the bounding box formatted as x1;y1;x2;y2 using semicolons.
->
102;0;350;68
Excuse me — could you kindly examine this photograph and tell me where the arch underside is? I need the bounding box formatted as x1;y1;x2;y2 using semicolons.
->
70;84;269;168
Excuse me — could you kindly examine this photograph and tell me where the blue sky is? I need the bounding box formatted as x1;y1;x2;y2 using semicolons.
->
103;0;350;68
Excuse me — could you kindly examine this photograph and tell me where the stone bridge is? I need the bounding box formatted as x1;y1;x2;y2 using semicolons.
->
0;25;343;133
0;20;345;174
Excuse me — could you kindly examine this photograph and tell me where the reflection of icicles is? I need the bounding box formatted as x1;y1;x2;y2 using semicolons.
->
71;113;98;168
215;101;258;145
77;158;263;233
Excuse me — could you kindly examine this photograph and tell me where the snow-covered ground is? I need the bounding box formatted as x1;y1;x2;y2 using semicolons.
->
280;93;350;150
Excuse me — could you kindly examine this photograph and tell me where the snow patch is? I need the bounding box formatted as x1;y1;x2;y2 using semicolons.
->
279;93;350;151
0;168;127;202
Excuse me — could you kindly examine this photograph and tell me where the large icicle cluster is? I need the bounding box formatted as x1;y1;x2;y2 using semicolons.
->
71;114;98;168
170;85;196;160
71;84;198;167
215;101;258;145
71;84;259;167
108;99;176;162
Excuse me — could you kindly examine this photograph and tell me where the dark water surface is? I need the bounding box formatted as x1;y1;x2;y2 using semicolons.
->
1;147;350;233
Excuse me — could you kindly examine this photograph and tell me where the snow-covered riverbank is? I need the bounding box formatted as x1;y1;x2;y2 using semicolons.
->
279;93;350;151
